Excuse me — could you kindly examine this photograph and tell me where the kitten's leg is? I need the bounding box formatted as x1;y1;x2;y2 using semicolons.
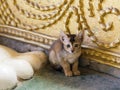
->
60;60;73;77
72;60;80;76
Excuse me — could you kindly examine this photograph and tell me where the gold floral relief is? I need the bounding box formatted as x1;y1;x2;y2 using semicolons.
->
1;0;120;68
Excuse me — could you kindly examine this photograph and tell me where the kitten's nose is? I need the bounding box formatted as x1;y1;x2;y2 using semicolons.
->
71;50;74;53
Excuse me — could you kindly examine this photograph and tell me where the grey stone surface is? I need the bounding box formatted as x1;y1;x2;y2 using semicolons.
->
15;65;120;90
0;36;45;53
80;58;120;78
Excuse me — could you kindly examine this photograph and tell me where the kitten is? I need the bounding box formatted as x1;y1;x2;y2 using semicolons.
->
49;30;84;77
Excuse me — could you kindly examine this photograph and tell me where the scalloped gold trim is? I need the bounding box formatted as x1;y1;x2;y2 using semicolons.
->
82;45;120;68
0;25;56;49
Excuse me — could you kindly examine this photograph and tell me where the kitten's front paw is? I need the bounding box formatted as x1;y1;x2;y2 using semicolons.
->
73;70;80;76
65;71;73;77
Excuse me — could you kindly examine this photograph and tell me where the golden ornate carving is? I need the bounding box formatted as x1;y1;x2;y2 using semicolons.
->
88;0;94;17
97;0;103;11
0;25;56;49
13;0;74;30
24;0;66;11
82;45;120;68
1;0;120;69
99;7;120;31
65;6;82;34
81;0;120;48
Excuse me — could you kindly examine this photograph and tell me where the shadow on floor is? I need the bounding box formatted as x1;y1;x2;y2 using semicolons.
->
15;66;120;90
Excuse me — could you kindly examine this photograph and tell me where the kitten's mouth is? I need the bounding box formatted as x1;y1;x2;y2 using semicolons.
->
66;50;74;54
69;51;74;54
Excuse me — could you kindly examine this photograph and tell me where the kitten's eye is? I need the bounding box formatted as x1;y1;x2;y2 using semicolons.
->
75;44;78;47
67;44;70;48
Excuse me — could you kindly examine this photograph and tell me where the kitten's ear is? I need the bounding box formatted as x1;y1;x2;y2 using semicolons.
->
59;30;69;42
76;30;84;42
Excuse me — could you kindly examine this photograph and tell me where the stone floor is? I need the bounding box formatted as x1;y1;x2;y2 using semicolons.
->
15;66;120;90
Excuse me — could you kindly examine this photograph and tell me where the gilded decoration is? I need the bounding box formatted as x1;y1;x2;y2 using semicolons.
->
0;0;120;68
